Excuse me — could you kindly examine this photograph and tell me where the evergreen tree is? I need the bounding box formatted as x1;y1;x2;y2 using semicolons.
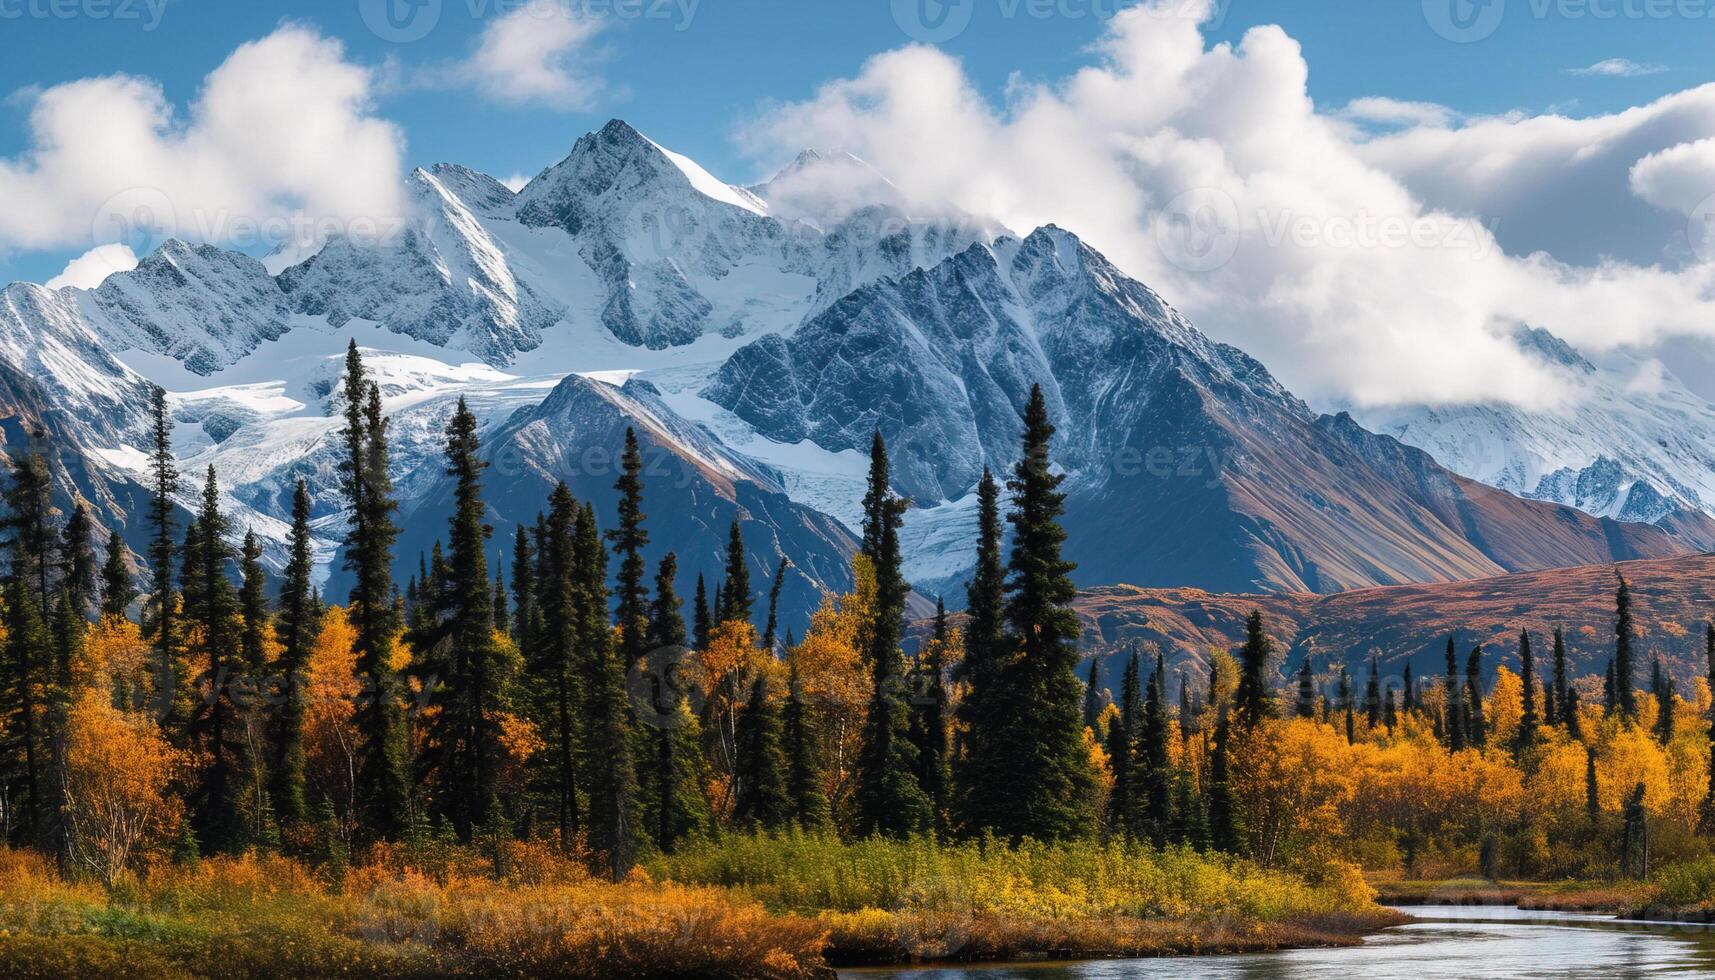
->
1082;657;1104;731
643;552;711;850
236;530;273;846
59;503;95;618
1233;611;1276;729
1105;652;1141;836
100;528;135;619
720;519;753;627
1565;685;1585;742
761;558;787;653
1206;708;1242;854
1132;653;1171;844
783;652;828;830
575;503;639;879
1699;625;1715;834
953;467;1008;836
989;387;1096;841
238;532;267;674
1465;645;1487;748
492;572;509;637
510;525;534;655
1552;628;1571;729
1516;629;1538;750
692;575;713;653
270;480;316;829
1364;658;1381;730
144;386;182;729
1295;656;1316;719
1338;667;1354;744
1615;574;1638;719
732;674;790;830
910;597;952;836
1445;637;1465;751
1384;686;1398;730
1;442;54;851
1653;657;1676;744
608;428;650;668
530;484;582;849
1585;745;1600;819
1604;659;1617;716
853;432;930;838
181;468;246;853
1402;662;1416;714
337;344;408;839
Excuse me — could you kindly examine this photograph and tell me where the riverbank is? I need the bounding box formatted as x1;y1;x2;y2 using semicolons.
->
1370;876;1652;914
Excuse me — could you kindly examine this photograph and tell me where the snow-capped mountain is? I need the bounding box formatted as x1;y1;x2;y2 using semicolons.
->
1355;327;1715;527
0;118;1708;628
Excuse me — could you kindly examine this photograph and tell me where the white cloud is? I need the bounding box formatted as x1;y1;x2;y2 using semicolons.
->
44;243;137;290
501;173;531;192
742;1;1715;410
462;0;606;110
1340;97;1458;130
0;25;406;257
1569;58;1668;77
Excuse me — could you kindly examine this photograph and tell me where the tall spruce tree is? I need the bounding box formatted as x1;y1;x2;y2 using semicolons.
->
1082;657;1104;731
644;552;711;850
953;467;1007;836
1464;645;1487;747
1652;657;1676;744
1105;652;1141;836
2;442;54;851
59;503;95;618
720;519;753;627
1403;662;1416;714
1615;575;1638;720
1552;628;1571;729
531;484;582;848
270;480;316;828
852;432;930;838
608;428;650;668
692;575;713;653
1445;637;1465;751
575;503;639;879
911;597;952;836
1131;653;1171;844
1338;667;1355;743
783;650;828;830
510;525;535;655
732;673;790;830
144;386;183;730
1296;656;1316;719
1517;629;1539;750
182;468;246;854
1206;707;1242;854
761;558;787;653
338;344;408;839
991;387;1096;841
1364;658;1382;730
101;528;135;620
1233;611;1276;729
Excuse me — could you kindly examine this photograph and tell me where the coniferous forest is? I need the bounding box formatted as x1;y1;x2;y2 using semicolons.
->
5;344;1715;976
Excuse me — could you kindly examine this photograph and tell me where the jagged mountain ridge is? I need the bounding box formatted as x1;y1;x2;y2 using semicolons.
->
0;119;1708;627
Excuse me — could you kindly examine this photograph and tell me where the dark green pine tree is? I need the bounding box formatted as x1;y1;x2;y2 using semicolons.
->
530;484;582;849
238;532;267;675
492;572;509;637
182;468;247;854
1206;707;1243;854
1604;658;1617;716
1585;745;1600;819
1338;667;1354;744
720;518;753;628
1402;662;1416;715
1464;645;1487;748
1384;686;1398;731
985;388;1097;841
2;442;54;851
1131;654;1171;845
1364;659;1382;730
1552;628;1571;729
236;529;274;847
59;503;96;618
144;386;184;730
852;432;931;838
1615;574;1638;720
1565;684;1585;742
1698;625;1715;833
101;528;136;620
1233;611;1276;730
1104;652;1141;836
1516;629;1538;750
910;597;952;836
1445;637;1465;751
644;552;711;850
692;574;713;653
1082;657;1104;731
270;480;316;829
783;650;828;831
608;428;650;668
337;344;408;840
575;502;640;879
1652;657;1676;745
953;467;1008;837
1295;656;1316;719
761;558;787;653
510;525;535;656
732;674;790;830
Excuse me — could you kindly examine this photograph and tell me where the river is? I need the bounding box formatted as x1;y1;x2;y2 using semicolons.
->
839;905;1715;978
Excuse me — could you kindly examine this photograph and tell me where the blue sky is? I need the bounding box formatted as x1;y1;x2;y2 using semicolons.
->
2;0;1714;409
0;0;1709;287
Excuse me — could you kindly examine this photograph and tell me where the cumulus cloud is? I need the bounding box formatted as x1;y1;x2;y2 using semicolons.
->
501;173;532;192
1569;58;1668;77
461;0;606;110
741;1;1715;410
0;25;406;259
44;243;138;290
